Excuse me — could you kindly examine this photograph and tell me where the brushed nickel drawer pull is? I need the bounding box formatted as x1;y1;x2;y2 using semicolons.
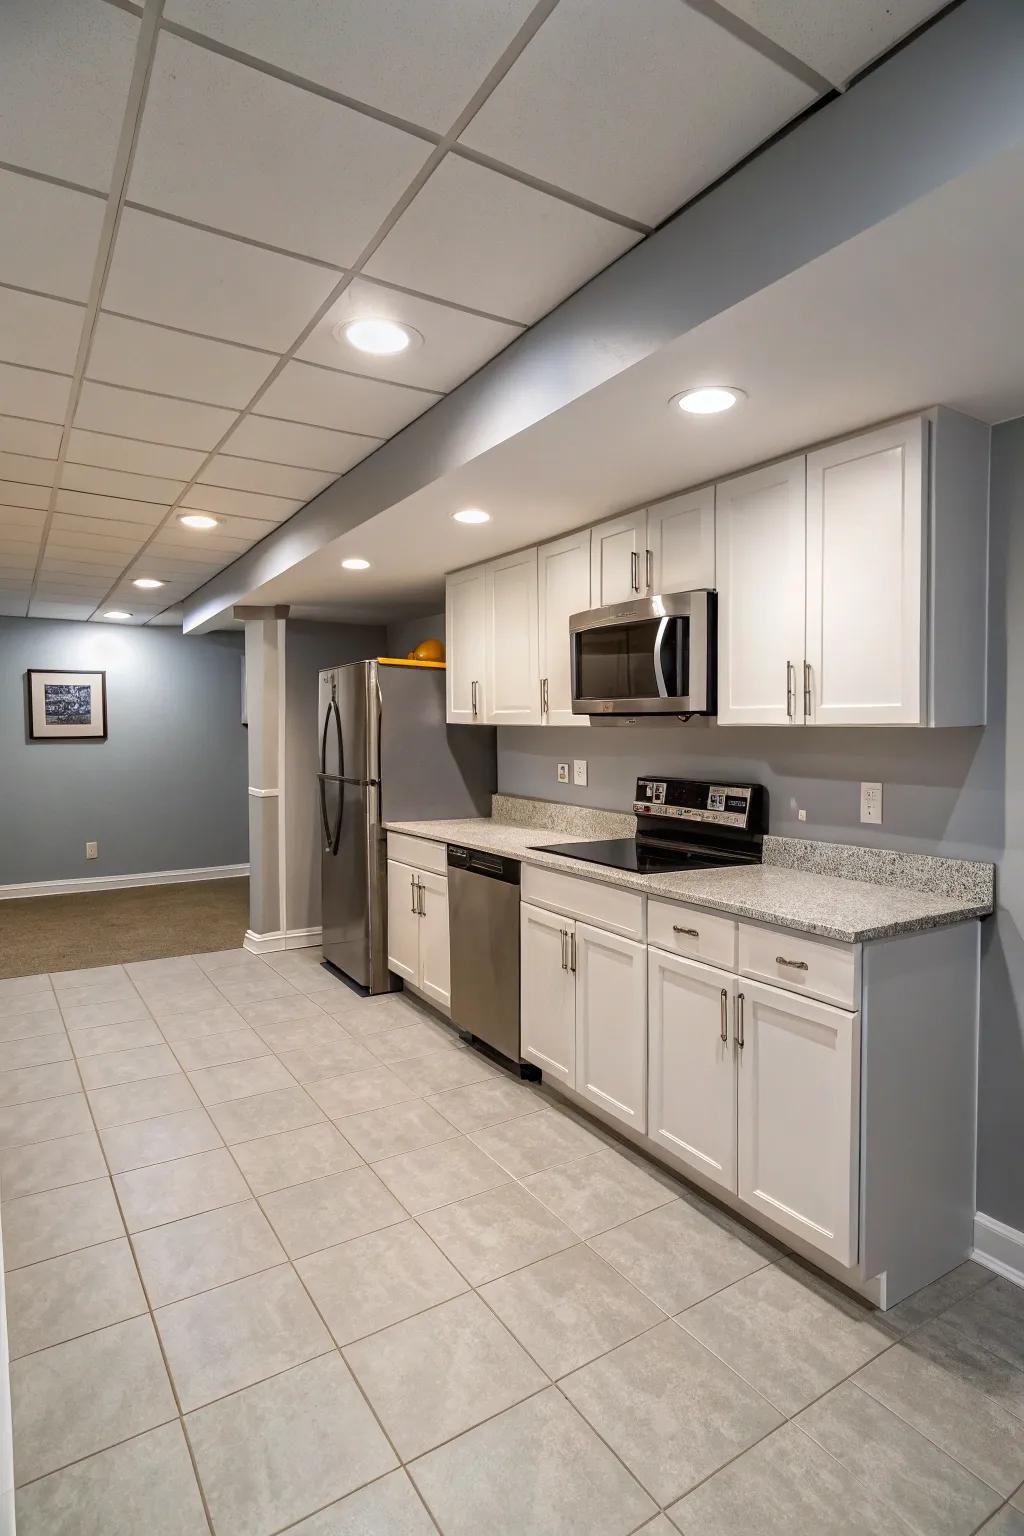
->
720;988;728;1044
776;956;809;970
736;991;745;1049
673;925;700;938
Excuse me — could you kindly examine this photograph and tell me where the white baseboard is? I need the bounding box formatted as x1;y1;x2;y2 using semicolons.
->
973;1212;1024;1288
244;927;322;955
0;864;250;901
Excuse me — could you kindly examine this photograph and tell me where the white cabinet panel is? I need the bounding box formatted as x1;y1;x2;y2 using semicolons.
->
738;922;858;1010
647;899;737;970
715;456;806;725
485;547;541;724
521;864;644;940
387;859;419;984
737;980;859;1266
539;528;591;727
445;566;487;724
806;417;926;725
648;949;737;1193
575;922;647;1133
417;869;450;1010
647;486;715;592
590;507;648;606
521;902;575;1084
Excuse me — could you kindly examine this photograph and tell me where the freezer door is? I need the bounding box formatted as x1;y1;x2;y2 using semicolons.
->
334;661;379;785
321;778;389;991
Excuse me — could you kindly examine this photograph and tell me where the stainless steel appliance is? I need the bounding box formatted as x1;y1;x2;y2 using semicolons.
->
570;590;716;716
447;845;530;1071
317;661;494;993
538;776;766;872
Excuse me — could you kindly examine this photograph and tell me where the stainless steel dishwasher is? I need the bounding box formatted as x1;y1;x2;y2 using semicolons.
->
447;844;530;1071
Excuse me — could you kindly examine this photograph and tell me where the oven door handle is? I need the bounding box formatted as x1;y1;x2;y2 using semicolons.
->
653;615;672;699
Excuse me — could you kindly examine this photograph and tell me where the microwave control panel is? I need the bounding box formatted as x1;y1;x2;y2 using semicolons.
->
633;777;754;829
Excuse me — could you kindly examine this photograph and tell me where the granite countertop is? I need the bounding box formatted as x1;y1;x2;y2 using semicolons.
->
385;815;993;943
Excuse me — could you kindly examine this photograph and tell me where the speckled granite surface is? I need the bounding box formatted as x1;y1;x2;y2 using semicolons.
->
764;835;993;905
385;808;993;943
491;794;635;839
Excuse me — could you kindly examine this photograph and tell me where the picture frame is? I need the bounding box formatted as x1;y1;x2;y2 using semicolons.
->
26;669;108;742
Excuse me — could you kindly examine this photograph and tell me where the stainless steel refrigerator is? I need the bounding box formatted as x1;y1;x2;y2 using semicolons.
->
317;660;495;993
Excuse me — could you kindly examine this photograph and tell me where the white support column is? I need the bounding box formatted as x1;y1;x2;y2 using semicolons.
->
238;606;289;952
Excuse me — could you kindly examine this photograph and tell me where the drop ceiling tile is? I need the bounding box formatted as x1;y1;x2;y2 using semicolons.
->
0;288;85;374
198;454;333;500
0;506;45;533
257;361;440;437
0;545;39;566
89;313;278;409
155;530;254;557
130;34;432;266
48;531;147;558
0;363;72;426
0;415;62;458
714;0;948;87
180;485;301;520
52;511;153;541
0;0;138;190
147;607;185;627
40;562;124;583
163;0;540;131
105;212;338;355
0;479;48;510
460;0;817;226
221;416;378;474
30;601;101;620
0;172;105;302
0;591;30;615
171;511;277;542
74;381;236;451
298;279;522;391
364;156;640;324
65;428;204;480
60;461;184;504
55;489;168;526
0;453;56;488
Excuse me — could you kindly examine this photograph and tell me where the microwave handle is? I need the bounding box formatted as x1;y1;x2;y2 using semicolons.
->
653;615;672;698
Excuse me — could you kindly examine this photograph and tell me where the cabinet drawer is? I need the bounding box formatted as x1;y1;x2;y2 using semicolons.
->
648;899;736;970
386;832;447;875
522;864;644;940
738;922;859;1009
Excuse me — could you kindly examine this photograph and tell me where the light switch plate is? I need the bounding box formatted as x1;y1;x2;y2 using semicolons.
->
860;782;883;824
573;759;588;787
557;762;570;784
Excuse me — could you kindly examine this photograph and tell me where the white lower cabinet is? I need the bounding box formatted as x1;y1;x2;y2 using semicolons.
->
736;981;859;1266
386;859;451;1011
520;902;575;1085
647;949;737;1193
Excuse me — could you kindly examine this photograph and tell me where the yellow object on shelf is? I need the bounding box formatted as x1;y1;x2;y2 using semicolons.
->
408;637;445;662
376;657;446;669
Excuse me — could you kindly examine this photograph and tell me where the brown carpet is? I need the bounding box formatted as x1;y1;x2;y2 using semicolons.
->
0;878;250;979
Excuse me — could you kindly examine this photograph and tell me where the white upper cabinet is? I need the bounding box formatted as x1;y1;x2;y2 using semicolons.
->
590;507;649;606
538;528;591;727
445;566;487;724
715;456;807;725
647;486;715;593
485;547;541;725
805;417;925;726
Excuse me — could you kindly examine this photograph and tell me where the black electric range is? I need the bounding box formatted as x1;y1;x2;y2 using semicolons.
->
537;777;768;875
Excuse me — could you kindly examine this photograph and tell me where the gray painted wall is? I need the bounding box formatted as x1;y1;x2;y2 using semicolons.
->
0;618;247;885
284;620;386;933
386;612;445;661
498;416;1024;1232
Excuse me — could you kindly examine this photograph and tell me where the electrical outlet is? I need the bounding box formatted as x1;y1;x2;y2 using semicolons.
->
573;759;588;787
557;762;570;784
85;841;98;860
798;808;807;822
860;782;883;825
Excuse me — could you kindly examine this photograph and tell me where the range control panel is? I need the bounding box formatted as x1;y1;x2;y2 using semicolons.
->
633;777;755;829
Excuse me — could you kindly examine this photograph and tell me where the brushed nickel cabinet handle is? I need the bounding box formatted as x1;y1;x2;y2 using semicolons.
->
673;925;700;938
776;956;809;970
630;550;640;593
786;661;795;720
736;991;745;1049
803;660;812;719
471;679;479;718
417;881;425;917
560;928;568;971
541;676;549;717
720;987;728;1044
410;872;417;914
645;548;654;591
570;932;577;973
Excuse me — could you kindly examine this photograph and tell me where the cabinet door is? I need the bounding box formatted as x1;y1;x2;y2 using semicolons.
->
445;566;487;724
648;486;715;592
715;457;806;725
574;922;647;1133
806;417;926;725
417;870;450;1012
590;508;648;606
485;548;541;725
647;949;737;1194
737;980;860;1266
538;528;591;727
386;860;419;984
521;902;575;1084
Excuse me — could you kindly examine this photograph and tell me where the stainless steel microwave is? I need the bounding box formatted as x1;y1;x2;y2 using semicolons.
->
570;590;717;716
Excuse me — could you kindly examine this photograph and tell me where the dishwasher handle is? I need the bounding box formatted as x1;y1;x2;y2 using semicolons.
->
447;845;521;885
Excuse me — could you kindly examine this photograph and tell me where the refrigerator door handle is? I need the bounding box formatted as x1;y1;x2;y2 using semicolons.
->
316;774;379;786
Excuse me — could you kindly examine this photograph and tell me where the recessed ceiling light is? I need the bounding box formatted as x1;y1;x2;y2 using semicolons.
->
341;557;371;570
178;512;220;530
672;386;745;415
335;318;422;356
452;508;491;525
103;610;132;621
132;577;165;589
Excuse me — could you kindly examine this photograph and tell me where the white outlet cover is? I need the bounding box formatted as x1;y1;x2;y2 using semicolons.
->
573;759;588;787
860;782;883;824
557;762;570;784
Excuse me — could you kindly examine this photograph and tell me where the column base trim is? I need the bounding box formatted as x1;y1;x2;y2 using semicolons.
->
244;927;322;955
973;1212;1024;1289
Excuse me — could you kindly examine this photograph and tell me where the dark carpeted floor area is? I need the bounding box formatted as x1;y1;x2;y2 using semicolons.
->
0;878;250;978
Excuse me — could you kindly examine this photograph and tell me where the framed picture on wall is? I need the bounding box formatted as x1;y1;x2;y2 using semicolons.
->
26;670;107;742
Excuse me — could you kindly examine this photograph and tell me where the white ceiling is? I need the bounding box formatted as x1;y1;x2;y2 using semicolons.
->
0;0;949;626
